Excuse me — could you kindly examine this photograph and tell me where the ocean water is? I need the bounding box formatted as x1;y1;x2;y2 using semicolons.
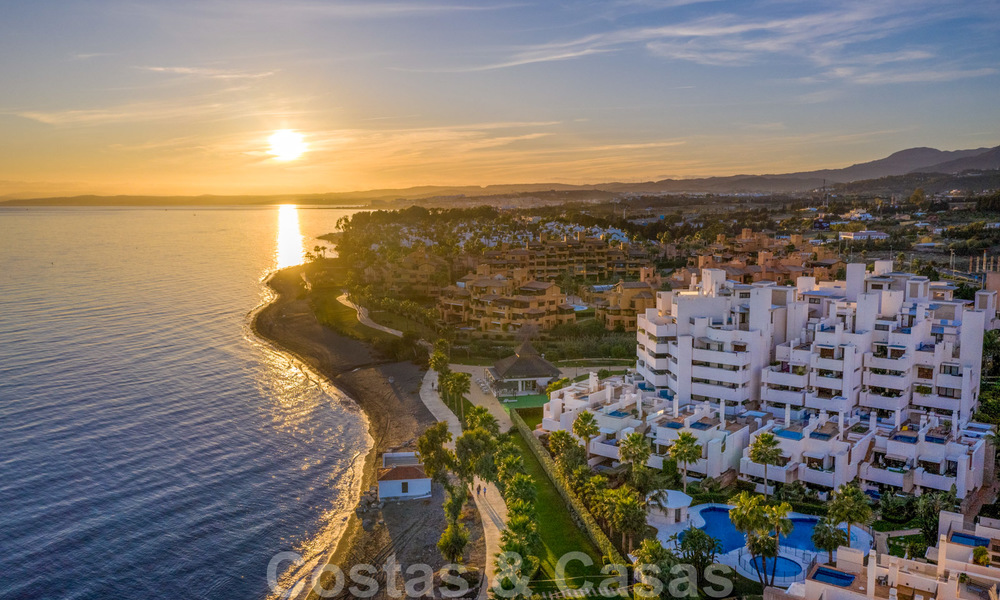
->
0;206;371;600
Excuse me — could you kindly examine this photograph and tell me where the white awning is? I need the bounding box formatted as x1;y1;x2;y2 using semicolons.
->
803;451;827;460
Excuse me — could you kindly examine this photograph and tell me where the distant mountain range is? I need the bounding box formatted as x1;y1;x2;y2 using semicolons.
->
3;144;998;205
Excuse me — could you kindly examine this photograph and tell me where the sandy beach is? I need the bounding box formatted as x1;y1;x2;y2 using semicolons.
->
252;265;484;599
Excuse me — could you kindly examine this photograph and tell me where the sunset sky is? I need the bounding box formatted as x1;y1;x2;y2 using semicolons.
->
1;0;998;197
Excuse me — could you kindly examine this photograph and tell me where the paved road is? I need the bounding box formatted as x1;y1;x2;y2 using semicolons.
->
337;293;404;337
419;371;507;600
447;364;513;431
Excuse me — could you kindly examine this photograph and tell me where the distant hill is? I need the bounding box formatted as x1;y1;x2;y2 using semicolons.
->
914;146;1000;174
782;147;991;183
3;144;997;204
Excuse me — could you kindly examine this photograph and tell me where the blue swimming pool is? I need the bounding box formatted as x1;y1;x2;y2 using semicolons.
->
691;506;846;553
607;409;631;418
751;556;802;577
812;567;855;587
950;532;989;547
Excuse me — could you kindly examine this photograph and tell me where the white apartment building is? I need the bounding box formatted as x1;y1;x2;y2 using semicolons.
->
635;268;808;415
539;262;995;499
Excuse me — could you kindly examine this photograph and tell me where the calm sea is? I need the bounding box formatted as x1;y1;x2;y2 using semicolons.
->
0;206;371;600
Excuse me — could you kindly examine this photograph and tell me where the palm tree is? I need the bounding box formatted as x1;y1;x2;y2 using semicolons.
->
729;492;770;587
764;502;793;586
620;431;652;471
749;431;783;495
573;411;599;459
811;518;848;563
464;405;499;435
548;430;578;458
429;350;450;375
448;372;471;425
827;483;872;543
669;432;702;492
613;489;647;552
503;472;537;505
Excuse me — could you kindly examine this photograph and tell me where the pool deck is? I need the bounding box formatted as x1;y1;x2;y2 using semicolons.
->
650;502;874;588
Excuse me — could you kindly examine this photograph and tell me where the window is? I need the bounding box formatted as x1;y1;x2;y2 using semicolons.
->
875;323;890;331
808;297;821;305
733;343;747;352
940;364;961;376
401;481;409;494
936;387;961;399
739;292;750;299
917;366;934;380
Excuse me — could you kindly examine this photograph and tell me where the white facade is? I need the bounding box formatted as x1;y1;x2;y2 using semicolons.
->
377;452;432;501
628;263;996;499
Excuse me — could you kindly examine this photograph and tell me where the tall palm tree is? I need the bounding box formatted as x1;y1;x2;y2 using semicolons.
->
749;431;783;495
450;372;471;425
573;411;599;459
729;492;770;587
764;502;793;586
620;431;652;471
613;489;647;553
827;484;872;543
669;432;703;493
811;518;848;563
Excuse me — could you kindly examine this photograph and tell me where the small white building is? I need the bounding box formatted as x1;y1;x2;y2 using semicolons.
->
839;230;889;241
377;452;431;501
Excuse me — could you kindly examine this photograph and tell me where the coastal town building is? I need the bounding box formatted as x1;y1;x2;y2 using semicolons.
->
478;231;654;282
593;280;657;331
538;261;997;501
839;230;890;241
437;266;576;335
377;452;431;501
365;245;448;298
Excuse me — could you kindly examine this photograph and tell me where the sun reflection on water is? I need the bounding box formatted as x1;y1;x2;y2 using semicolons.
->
276;205;304;269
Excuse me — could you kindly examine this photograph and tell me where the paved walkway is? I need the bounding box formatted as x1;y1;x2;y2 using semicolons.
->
447;364;513;431
337;293;404;337
419;371;507;600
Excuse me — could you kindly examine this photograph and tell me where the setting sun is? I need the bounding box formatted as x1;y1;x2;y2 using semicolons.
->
267;129;307;161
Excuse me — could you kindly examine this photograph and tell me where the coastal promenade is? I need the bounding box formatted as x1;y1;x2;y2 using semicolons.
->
419;371;508;600
336;293;404;337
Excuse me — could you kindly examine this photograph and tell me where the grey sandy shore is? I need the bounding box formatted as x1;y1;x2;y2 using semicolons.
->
252;265;485;599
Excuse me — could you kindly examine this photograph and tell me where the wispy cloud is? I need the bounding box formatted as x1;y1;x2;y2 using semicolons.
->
435;0;996;85
139;65;275;80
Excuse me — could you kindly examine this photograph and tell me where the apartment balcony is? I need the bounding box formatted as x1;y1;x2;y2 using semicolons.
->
741;458;799;484
863;372;910;391
692;365;751;386
811;356;845;371
804;394;851;414
692;348;751;368
914;468;958;493
591;439;621;460
860;391;909;412
861;462;914;492
809;371;844;392
762;387;806;406
798;464;837;489
911;391;959;412
937;373;965;389
691;382;750;403
764;368;809;389
645;356;672;371
866;355;910;370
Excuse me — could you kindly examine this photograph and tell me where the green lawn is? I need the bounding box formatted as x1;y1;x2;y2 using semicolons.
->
369;310;439;340
887;533;927;558
509;430;610;595
497;393;549;413
310;292;401;343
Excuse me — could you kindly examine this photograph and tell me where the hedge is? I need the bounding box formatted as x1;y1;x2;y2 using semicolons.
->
510;408;627;566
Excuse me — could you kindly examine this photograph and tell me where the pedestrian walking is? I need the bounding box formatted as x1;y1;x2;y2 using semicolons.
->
476;484;481;496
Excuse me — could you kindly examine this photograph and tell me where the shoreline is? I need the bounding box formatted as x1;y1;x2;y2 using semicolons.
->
251;265;438;599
